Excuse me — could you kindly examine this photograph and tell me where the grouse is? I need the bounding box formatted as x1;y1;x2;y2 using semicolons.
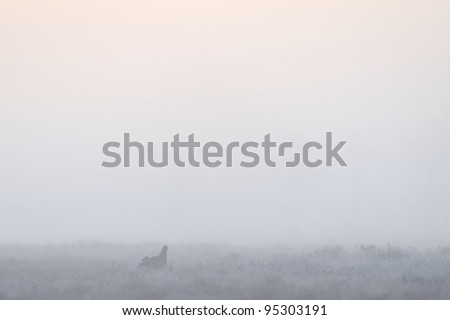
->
138;245;168;269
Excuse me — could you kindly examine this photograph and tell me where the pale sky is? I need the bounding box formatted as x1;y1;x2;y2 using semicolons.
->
0;0;449;246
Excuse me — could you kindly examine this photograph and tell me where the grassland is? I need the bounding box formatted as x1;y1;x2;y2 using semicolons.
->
0;243;449;299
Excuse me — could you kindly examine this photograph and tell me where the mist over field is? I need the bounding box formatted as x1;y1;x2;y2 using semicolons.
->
1;0;450;301
1;243;450;299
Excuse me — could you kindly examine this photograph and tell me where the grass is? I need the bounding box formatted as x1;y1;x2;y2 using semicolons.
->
0;243;449;299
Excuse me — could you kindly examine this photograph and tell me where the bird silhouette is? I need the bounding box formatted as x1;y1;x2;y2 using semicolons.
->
138;245;168;269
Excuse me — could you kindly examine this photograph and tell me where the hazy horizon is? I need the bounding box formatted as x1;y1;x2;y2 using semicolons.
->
1;0;449;247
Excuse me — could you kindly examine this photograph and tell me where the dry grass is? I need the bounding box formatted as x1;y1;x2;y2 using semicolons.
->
0;243;449;299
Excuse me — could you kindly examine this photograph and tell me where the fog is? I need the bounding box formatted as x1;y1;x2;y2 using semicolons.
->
1;0;449;247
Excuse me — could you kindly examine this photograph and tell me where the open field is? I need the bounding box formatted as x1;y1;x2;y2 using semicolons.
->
0;243;449;299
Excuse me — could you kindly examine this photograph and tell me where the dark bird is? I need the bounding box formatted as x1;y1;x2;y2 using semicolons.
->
138;245;168;269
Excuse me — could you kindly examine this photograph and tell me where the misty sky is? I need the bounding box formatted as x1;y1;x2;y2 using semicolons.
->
0;0;449;246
